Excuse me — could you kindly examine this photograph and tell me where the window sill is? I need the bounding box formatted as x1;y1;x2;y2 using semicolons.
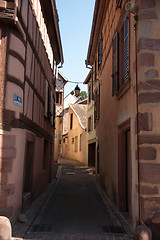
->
117;80;130;100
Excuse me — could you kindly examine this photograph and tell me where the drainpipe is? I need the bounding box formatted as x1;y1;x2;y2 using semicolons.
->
134;14;141;225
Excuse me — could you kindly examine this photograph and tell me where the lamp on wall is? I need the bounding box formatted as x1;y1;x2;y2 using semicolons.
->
125;2;137;14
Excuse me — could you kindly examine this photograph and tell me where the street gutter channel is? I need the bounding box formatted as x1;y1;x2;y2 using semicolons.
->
23;164;62;238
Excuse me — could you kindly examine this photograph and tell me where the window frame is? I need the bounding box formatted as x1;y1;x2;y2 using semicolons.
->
56;91;62;104
88;116;92;132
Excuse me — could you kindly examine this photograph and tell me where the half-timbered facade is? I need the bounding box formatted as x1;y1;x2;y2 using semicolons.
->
0;0;63;221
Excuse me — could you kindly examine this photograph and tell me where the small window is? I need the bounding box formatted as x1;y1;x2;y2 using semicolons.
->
72;138;74;144
56;92;62;104
63;138;65;143
80;134;82;151
70;113;73;130
88;116;92;132
75;136;78;152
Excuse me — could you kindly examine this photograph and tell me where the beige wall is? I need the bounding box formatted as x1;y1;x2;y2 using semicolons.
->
89;0;160;226
54;116;63;162
90;0;138;226
62;107;87;164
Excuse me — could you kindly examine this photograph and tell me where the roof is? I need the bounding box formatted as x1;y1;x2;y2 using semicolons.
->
70;104;87;130
83;70;92;84
39;0;64;65
86;0;108;65
64;92;82;109
58;71;68;84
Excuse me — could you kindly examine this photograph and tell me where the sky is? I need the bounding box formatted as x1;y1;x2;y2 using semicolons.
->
55;0;95;97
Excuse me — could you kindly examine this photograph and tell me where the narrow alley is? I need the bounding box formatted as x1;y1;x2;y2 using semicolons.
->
13;159;133;240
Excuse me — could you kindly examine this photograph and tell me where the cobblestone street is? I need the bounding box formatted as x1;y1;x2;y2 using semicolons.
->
13;159;134;240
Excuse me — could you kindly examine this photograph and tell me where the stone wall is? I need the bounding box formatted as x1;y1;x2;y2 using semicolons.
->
137;0;160;221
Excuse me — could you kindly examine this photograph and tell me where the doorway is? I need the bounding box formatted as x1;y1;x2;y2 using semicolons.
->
118;119;131;220
88;142;96;167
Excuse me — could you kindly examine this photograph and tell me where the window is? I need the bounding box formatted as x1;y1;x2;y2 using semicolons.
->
75;136;78;152
97;83;100;120
98;33;103;70
56;92;62;104
112;14;129;95
70;113;73;130
88;116;92;132
63;138;65;143
80;134;82;151
72;138;74;144
65;137;68;145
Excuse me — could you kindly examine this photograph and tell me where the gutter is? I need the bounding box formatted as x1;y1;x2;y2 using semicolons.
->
51;0;64;65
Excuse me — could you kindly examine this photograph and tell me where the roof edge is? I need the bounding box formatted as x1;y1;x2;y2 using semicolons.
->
69;104;86;130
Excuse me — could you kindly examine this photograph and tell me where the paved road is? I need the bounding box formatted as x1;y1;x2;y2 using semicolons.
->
13;159;133;240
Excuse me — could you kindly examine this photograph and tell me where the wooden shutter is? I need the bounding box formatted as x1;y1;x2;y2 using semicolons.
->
112;32;119;95
98;33;103;69
123;14;129;83
97;83;100;120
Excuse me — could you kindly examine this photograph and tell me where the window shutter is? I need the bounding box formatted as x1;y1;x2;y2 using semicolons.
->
112;32;119;95
97;83;100;120
123;14;129;83
94;90;97;127
98;33;103;69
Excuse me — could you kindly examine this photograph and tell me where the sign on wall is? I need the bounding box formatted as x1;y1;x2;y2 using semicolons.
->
13;94;22;107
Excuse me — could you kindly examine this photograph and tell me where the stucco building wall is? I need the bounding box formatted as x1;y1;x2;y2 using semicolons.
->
62;107;87;164
86;0;160;227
